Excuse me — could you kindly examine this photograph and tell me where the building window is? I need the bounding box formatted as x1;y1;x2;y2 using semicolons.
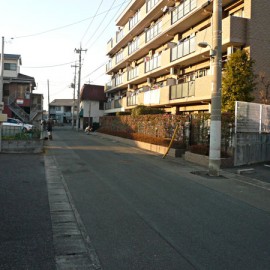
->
99;101;104;110
115;50;123;64
115;74;123;86
106;59;112;71
145;53;161;73
129;10;140;30
128;66;139;80
128;38;139;55
172;0;197;24
145;20;162;42
146;0;159;13
4;63;17;71
171;35;196;61
116;29;124;43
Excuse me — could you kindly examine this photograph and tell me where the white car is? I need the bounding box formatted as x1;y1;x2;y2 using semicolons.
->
2;118;34;132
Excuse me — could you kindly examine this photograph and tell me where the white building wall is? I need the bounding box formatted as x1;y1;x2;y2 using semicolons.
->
82;100;105;123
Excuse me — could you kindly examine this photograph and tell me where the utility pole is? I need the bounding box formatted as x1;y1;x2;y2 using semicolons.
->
208;0;222;176
0;36;4;153
47;79;50;119
71;63;79;129
0;36;4;114
74;45;87;131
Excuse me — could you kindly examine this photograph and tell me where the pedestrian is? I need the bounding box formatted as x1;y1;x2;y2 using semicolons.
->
85;125;93;135
40;119;47;139
47;119;53;140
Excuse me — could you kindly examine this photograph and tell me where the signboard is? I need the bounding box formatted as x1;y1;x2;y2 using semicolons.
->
0;113;7;122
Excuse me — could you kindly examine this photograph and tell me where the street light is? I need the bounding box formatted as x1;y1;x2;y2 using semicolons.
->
198;42;216;58
198;0;222;176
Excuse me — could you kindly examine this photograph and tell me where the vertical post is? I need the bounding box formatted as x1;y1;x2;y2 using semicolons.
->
75;46;87;131
47;79;50;119
77;51;81;131
0;37;5;152
71;64;78;129
0;36;4;113
208;0;222;176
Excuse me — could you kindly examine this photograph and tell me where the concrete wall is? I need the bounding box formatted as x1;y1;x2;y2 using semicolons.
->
1;140;44;154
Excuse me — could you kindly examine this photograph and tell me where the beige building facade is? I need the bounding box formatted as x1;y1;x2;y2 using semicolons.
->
104;0;270;115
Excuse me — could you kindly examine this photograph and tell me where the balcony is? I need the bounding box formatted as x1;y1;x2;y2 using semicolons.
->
222;15;248;46
107;1;247;74
104;97;127;113
124;75;212;110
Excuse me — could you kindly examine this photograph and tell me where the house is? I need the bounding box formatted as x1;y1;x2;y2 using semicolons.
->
79;84;106;129
1;54;43;124
49;99;77;124
104;0;270;114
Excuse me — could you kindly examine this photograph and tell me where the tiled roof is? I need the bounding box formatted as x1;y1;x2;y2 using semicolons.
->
80;84;106;101
9;73;36;87
1;54;22;64
50;99;77;106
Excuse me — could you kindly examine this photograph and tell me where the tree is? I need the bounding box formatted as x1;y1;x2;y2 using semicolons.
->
258;72;270;104
222;49;256;112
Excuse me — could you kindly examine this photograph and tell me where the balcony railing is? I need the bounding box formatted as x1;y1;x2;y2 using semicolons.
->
171;0;197;24
170;81;195;100
171;35;196;61
145;54;161;73
145;20;162;43
127;95;137;106
128;66;139;80
146;0;160;13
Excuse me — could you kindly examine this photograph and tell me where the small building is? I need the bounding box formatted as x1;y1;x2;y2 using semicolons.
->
1;54;43;124
49;99;77;124
80;84;106;129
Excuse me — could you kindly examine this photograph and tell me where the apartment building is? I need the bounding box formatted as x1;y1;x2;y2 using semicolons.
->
104;0;270;115
49;99;76;124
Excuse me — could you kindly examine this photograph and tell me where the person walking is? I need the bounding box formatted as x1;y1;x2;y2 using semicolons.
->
47;119;53;140
40;119;47;139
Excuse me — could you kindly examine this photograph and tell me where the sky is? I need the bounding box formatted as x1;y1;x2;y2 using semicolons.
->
1;0;129;110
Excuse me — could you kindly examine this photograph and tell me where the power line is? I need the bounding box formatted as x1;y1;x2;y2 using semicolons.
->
22;60;76;69
81;0;104;43
85;0;117;47
12;1;130;39
82;61;107;80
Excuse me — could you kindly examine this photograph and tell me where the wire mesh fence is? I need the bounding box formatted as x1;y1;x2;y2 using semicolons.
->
235;101;270;133
1;126;41;140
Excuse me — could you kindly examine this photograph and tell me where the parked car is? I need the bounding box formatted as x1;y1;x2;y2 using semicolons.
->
2;118;34;132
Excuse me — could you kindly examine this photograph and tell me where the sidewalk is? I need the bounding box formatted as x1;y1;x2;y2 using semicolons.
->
0;153;56;270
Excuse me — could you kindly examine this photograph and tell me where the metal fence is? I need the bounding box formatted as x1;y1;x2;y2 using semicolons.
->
235;101;270;133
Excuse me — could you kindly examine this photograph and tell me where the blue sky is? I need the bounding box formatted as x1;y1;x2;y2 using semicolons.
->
1;0;128;109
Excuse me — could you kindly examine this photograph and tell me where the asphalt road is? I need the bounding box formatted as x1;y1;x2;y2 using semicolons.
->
46;127;270;270
0;154;55;270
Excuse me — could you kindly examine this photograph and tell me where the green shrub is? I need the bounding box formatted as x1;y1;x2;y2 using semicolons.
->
131;105;165;116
